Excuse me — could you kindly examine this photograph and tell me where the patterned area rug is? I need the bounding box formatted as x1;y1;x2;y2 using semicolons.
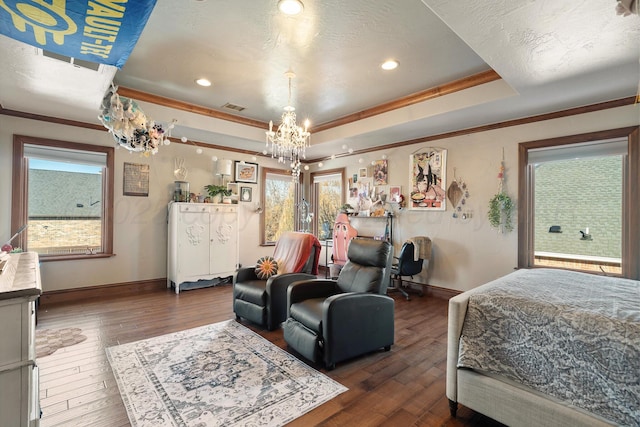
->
36;328;87;358
106;320;347;427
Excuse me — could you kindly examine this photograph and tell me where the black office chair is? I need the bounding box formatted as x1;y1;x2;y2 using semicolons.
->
389;238;430;300
283;238;394;369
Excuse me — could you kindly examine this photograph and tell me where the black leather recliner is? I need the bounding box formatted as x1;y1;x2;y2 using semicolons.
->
233;232;320;331
282;238;394;369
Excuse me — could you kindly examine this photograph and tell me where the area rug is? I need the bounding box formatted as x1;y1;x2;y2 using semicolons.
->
36;328;87;358
106;320;347;427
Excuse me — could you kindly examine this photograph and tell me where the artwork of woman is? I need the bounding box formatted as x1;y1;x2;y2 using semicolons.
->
372;159;388;185
410;149;447;210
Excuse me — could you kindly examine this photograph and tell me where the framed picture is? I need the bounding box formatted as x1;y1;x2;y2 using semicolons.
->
372;159;388;185
123;162;149;196
234;161;258;183
240;186;252;202
358;167;368;178
409;148;447;211
226;182;239;196
389;186;402;203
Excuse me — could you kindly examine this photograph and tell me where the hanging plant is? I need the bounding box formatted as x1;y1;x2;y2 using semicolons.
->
488;192;514;232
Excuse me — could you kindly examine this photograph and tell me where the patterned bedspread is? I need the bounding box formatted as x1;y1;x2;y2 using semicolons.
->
458;268;640;426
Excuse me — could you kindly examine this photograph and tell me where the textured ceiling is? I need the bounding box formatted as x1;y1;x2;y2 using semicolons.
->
0;0;638;159
114;0;490;127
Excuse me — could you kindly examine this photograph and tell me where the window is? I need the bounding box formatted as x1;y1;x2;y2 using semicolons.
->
518;127;639;279
311;169;345;240
11;135;114;260
260;167;299;244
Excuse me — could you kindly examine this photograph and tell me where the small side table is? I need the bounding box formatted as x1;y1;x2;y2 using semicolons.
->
323;239;333;278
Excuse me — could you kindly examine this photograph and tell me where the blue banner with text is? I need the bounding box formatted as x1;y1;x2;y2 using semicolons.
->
0;0;157;68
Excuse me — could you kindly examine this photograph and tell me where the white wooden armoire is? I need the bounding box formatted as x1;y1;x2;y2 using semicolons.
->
167;202;239;294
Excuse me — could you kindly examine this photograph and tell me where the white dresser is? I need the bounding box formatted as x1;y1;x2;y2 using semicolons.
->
168;202;239;293
0;252;41;427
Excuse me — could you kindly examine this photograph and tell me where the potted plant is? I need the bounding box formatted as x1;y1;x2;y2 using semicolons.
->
205;185;232;203
339;203;355;214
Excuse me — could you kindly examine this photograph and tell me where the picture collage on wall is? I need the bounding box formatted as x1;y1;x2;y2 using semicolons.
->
347;158;399;217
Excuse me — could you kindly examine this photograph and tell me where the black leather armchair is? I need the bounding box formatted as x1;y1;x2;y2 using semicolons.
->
233;232;320;331
282;238;394;369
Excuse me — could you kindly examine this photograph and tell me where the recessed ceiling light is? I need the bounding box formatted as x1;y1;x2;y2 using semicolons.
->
196;78;211;87
381;60;399;71
278;0;304;15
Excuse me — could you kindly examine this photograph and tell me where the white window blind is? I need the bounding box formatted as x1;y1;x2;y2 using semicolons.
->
24;144;107;167
313;173;342;184
266;172;294;182
528;138;627;165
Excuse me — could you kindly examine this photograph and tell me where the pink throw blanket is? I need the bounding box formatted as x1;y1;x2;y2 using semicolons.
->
273;232;321;275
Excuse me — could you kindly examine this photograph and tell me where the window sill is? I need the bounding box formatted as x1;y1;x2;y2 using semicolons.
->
38;253;115;262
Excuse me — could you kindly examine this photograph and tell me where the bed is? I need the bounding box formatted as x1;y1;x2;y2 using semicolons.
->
446;268;640;427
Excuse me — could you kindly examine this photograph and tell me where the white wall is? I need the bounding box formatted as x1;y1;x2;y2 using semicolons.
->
1;103;637;293
306;104;639;292
0;115;276;292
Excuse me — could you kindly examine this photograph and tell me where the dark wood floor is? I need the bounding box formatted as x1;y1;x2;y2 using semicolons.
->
36;284;503;427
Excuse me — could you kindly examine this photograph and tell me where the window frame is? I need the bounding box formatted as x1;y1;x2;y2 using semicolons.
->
518;126;639;279
11;134;115;261
310;168;346;239
259;166;300;246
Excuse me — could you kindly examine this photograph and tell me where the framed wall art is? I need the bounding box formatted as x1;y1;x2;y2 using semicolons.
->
409;148;447;211
123;162;149;196
240;186;252;202
389;186;402;203
234;161;258;183
372;159;388;185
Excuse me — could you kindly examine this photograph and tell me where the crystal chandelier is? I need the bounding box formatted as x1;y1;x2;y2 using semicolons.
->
265;70;311;179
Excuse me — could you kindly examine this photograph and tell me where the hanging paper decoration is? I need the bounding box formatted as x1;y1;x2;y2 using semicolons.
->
0;0;157;68
99;85;173;155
